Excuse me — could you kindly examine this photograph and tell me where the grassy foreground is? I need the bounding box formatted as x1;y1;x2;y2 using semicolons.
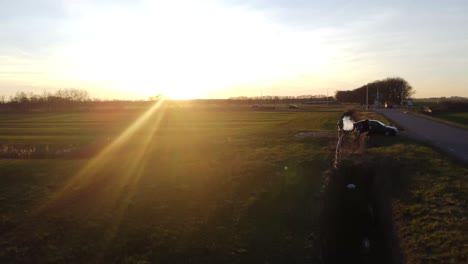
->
0;102;465;263
367;141;467;263
0;102;340;263
356;110;467;263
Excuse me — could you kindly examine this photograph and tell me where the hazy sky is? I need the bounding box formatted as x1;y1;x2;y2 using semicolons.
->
1;0;467;99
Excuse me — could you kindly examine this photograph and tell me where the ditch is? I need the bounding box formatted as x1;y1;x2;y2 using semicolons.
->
319;118;400;263
320;161;398;263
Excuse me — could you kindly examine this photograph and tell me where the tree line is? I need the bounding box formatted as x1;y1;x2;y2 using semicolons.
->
0;89;155;112
0;89;91;112
228;95;336;105
335;77;414;105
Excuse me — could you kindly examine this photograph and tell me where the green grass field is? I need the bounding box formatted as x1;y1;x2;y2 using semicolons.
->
0;102;342;263
363;138;467;263
0;102;465;263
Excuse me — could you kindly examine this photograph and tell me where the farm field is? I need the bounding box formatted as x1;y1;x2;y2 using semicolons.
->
0;102;342;263
0;101;466;263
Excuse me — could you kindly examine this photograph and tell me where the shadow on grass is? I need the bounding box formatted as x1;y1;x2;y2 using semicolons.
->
319;157;404;264
187;159;329;264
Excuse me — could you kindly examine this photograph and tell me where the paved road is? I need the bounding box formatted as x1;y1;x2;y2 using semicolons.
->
374;108;468;164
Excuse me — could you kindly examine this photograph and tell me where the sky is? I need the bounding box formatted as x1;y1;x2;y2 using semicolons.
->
0;0;467;99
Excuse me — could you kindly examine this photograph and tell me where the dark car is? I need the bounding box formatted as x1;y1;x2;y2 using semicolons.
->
354;120;398;136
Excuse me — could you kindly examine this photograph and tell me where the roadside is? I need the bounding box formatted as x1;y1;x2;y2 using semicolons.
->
326;110;467;263
400;108;468;130
322;111;467;263
374;108;468;165
366;139;467;264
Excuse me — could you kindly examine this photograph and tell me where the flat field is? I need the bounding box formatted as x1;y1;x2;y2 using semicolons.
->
0;101;465;263
0;102;341;263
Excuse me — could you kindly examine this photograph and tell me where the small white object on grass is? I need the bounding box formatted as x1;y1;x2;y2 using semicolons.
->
346;183;356;189
284;166;288;171
363;237;370;250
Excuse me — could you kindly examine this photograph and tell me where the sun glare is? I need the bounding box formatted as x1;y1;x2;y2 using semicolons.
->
56;0;333;99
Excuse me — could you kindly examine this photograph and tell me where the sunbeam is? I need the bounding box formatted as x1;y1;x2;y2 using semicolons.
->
94;102;168;258
36;96;168;217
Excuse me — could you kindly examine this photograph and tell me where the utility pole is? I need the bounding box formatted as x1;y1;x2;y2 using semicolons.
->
366;86;369;110
401;87;404;106
376;87;379;108
326;88;329;107
260;88;263;106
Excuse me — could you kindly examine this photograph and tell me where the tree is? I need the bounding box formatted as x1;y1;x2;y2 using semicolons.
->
55;88;90;102
335;77;415;104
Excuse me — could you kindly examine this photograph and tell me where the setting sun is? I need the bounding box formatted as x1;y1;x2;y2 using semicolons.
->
49;0;335;99
1;0;467;99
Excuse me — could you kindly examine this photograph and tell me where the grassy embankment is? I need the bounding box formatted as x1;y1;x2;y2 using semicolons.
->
409;99;468;129
358;110;467;263
329;109;466;263
427;112;468;129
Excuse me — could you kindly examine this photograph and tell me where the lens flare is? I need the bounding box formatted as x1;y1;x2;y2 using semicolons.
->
11;96;170;245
